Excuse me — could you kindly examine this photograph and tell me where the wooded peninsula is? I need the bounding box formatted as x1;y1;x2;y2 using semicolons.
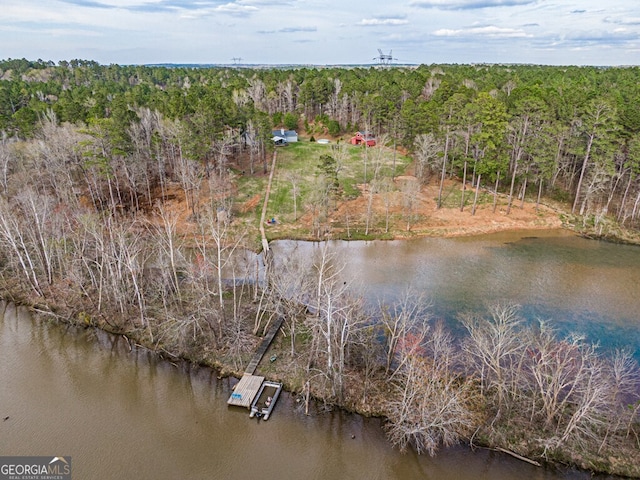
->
1;58;639;477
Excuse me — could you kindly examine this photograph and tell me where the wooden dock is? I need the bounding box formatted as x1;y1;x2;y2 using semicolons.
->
227;373;265;408
244;317;284;375
227;317;284;409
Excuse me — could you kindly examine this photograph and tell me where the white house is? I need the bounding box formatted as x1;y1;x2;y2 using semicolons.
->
271;128;298;145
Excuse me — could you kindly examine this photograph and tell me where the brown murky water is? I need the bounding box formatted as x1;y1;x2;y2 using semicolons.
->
0;301;618;480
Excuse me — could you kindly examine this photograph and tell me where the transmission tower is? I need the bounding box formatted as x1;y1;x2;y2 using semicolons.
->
373;49;395;65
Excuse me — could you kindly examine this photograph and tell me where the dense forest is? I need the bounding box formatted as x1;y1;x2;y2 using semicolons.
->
1;58;640;477
2;58;640;228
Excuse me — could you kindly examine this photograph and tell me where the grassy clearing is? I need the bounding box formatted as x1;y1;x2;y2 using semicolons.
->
437;181;495;209
234;138;413;231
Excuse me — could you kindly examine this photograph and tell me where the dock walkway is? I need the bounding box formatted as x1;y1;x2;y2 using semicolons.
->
227;148;284;413
227;317;284;409
244;317;284;375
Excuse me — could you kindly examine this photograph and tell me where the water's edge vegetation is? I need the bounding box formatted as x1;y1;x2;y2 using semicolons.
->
1;59;640;477
3;246;640;478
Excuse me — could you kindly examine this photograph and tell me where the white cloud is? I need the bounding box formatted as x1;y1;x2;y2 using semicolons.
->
357;18;409;26
237;0;294;4
258;26;317;34
215;2;258;15
411;0;536;10
433;25;530;37
176;1;258;17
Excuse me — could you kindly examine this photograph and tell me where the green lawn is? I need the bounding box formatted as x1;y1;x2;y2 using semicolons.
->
437;181;494;209
235;138;412;230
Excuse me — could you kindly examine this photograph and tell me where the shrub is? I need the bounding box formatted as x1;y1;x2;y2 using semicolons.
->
328;119;341;136
284;112;298;130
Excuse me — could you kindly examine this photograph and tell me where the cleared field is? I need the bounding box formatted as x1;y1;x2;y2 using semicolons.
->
235;138;412;232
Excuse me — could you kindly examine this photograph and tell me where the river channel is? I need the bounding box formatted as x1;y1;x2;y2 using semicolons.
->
2;229;639;479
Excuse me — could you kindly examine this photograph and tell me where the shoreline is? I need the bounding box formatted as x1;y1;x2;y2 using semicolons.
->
262;200;640;246
1;303;595;480
17;290;638;480
2;222;639;478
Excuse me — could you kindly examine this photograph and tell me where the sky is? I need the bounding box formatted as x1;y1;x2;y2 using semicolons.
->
1;0;640;66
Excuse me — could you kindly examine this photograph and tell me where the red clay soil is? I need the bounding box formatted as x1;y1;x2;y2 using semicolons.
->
304;176;563;239
156;174;564;242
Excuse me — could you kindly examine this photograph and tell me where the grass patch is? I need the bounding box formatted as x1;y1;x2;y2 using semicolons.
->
341;178;361;198
235;139;412;230
438;183;494;209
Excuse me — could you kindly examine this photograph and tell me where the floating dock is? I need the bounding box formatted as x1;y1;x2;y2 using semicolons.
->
227;373;265;408
227;318;284;414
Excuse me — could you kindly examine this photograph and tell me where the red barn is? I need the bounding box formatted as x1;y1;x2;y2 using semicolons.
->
350;131;376;147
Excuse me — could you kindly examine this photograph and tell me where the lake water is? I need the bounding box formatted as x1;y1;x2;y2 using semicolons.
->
271;229;640;357
2;229;638;479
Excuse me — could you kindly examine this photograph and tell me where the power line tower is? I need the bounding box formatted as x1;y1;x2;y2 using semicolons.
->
373;49;395;65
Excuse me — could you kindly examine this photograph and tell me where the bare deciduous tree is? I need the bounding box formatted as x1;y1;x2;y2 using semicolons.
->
413;133;441;185
0;196;44;295
461;303;526;412
572;100;617;214
386;325;478;456
151;203;185;306
306;243;367;401
0;132;13;194
381;288;431;376
401;178;420;232
259;247;313;354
